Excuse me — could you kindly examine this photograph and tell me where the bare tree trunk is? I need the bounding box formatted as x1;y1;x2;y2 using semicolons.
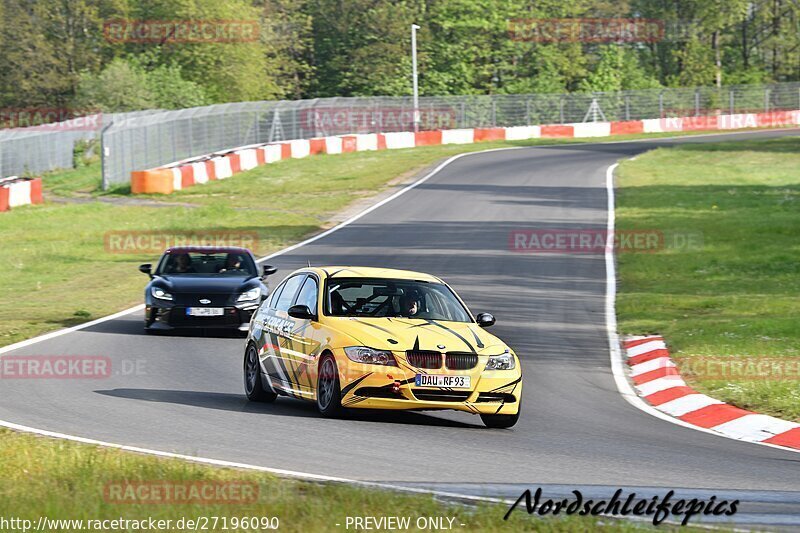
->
712;30;722;87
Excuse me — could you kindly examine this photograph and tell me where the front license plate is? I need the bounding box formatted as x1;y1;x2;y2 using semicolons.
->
186;307;224;317
415;374;471;388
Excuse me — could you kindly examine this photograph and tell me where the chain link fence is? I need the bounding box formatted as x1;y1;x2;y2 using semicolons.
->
0;111;159;180
101;82;800;188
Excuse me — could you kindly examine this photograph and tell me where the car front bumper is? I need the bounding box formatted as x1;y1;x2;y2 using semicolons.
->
145;304;258;330
335;350;522;416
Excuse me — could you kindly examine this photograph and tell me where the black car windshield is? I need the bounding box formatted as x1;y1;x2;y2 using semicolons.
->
326;278;472;322
155;252;258;277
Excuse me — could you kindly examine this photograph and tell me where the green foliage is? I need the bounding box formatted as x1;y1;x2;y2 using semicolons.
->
0;0;798;109
75;57;208;111
75;58;155;112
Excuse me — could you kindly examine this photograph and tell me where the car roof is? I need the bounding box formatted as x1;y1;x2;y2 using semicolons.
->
298;266;443;283
165;246;252;255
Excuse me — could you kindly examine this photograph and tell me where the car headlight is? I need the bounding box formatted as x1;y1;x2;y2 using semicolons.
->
237;287;261;302
151;287;173;301
344;347;397;366
485;349;515;370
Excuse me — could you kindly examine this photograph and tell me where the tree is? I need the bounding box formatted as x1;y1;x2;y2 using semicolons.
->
74;57;208;111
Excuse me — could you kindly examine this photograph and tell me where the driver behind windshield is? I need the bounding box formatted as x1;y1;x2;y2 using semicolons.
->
400;290;422;318
218;253;243;273
169;253;196;274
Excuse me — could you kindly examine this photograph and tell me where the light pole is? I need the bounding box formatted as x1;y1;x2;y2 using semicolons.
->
411;23;420;132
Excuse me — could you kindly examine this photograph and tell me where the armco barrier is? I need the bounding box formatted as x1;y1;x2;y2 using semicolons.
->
129;111;800;194
0;176;43;212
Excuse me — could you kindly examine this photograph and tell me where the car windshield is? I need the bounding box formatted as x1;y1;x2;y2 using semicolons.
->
155;251;258;277
326;278;472;322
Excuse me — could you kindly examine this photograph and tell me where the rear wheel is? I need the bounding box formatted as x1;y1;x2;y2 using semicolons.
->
316;353;343;417
244;344;277;402
480;411;520;429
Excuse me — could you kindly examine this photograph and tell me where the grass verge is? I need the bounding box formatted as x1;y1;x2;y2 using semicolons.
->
0;429;651;532
616;136;800;421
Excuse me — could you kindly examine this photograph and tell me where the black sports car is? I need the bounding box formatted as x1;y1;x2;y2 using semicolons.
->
140;246;276;332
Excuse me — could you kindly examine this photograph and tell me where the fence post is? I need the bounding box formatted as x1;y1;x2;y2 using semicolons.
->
143;121;148;169
100;120;114;190
171;120;177;161
525;99;531;125
491;99;496;127
625;94;630;121
765;88;770;112
729;90;734;114
559;96;565;123
658;92;664;117
694;89;700;116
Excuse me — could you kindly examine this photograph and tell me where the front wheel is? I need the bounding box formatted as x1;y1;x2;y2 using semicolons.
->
316;354;343;417
480;411;520;429
244;344;277;402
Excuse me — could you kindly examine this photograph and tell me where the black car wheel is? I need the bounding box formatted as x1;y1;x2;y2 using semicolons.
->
316;353;343;417
244;344;277;402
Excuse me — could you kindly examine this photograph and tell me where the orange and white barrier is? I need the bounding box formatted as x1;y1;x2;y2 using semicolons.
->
625;336;800;451
0;176;43;212
129;110;800;194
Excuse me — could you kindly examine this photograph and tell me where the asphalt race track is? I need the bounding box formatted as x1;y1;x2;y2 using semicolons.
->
2;129;800;528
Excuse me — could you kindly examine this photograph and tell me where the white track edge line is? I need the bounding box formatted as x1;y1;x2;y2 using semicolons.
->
604;162;800;455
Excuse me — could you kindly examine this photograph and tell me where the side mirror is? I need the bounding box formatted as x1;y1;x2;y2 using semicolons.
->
262;265;277;278
476;312;495;328
288;304;314;320
139;264;152;277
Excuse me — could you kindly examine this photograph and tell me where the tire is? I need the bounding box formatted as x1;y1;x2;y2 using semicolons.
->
316;353;343;417
244;343;277;403
480;411;520;429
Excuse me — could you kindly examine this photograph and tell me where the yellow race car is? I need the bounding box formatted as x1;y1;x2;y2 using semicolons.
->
243;266;522;428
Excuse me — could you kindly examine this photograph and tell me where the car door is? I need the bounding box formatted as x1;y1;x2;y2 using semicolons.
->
282;274;322;395
260;274;307;398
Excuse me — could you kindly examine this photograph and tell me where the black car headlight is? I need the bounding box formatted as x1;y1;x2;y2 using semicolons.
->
151;287;173;301
344;347;397;366
485;349;515;370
